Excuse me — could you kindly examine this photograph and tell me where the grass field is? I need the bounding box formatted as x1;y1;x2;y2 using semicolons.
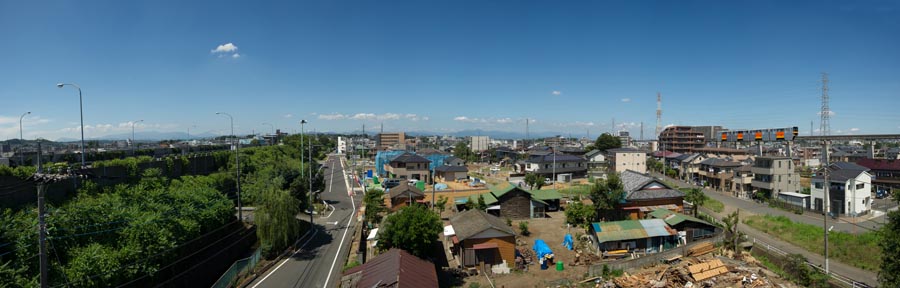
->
743;214;881;272
705;197;724;213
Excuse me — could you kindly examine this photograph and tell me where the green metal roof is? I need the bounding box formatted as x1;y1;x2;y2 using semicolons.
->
648;208;712;227
454;193;499;205
591;219;675;244
531;189;561;201
489;184;520;198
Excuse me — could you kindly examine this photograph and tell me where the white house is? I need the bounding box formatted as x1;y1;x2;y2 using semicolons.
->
337;137;347;154
810;162;872;216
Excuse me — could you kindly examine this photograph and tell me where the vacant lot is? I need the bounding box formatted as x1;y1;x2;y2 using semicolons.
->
743;214;881;272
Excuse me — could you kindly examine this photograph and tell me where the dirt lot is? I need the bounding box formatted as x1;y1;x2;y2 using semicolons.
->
461;211;596;288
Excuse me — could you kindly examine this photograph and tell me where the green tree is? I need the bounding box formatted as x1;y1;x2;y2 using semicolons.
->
475;194;488;210
880;208;900;285
518;221;530;236
363;189;387;225
376;204;442;258
453;142;475;162
684;188;708;217
524;173;546;190
256;187;302;257
722;209;743;252
564;200;596;228
590;173;626;221
594;133;622;152
435;195;449;215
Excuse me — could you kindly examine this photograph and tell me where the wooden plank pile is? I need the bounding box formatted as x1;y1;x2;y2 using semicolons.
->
687;259;729;282
687;242;715;257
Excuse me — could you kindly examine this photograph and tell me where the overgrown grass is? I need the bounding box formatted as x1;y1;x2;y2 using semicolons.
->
705;197;724;213
743;214;881;272
561;184;591;197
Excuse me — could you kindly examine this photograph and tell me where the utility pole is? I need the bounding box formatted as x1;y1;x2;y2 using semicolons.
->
36;140;48;288
820;73;831;136
656;92;662;139
525;118;529;150
640;122;644;141
823;140;831;274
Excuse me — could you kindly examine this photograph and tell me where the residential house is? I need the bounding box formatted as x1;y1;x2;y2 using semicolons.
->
448;209;517;269
384;152;432;182
444;156;465;167
340;248;438;288
616;170;686;220
648;209;717;243
523;153;587;178
751;156;799;199
494;147;519;162
387;182;426;211
856;158;900;193
732;165;754;199
672;153;705;184
607;148;647;174
588;219;678;255
584;149;606;170
454;184;560;219
434;165;468;182
698;158;743;191
693;147;752;162
811;162;872;216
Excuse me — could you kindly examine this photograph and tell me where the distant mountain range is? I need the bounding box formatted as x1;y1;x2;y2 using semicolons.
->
55;131;219;142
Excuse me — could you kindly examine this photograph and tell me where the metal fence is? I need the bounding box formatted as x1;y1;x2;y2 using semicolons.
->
211;248;262;288
751;237;872;288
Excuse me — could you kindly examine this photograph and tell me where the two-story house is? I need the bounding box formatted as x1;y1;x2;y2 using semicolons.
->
672;153;705;184
606;148;647;174
856;158;900;195
384;152;432;182
811;162;872;216
732;165;754;199
523;153;587;179
750;156;799;199
698;158;743;192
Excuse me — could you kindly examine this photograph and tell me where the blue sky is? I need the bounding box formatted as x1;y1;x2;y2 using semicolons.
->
2;0;899;141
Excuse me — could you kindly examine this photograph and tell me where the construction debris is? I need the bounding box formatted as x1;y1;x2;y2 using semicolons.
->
686;242;715;257
687;259;728;282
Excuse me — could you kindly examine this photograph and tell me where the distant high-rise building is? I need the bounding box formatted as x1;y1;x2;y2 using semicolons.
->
470;136;490;152
377;132;405;150
659;126;705;153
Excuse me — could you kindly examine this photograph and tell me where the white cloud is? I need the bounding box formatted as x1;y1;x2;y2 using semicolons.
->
350;113;376;120
380;113;400;120
283;114;293;119
496;118;513;124
454;116;474;122
211;43;238;53
231;53;241;58
551;90;562;96
850;128;860;132
621;98;631;102
319;113;348;120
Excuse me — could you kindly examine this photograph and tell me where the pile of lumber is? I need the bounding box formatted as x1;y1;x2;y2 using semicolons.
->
687;242;715;256
687;259;729;282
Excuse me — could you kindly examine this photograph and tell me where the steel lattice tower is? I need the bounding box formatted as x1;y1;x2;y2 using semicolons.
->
820;73;830;136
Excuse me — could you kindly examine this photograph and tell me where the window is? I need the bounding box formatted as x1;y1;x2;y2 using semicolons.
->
856;183;865;189
778;161;782;168
815;182;823;189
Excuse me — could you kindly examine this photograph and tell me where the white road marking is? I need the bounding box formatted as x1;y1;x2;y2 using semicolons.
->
251;227;319;288
323;156;356;288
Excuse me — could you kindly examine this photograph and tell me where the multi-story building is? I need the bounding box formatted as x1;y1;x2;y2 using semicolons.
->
523;153;587;178
732;165;754;199
698;158;743;192
606;148;647;174
811;162;872;216
658;126;705;154
750;156;799;199
376;132;405;151
855;158;900;194
383;152;431;182
618;131;633;147
470;136;490;152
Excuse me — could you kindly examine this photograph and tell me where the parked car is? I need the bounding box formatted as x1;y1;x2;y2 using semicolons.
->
382;179;401;189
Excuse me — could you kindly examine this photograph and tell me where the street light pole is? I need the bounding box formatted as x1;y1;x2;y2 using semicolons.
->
56;83;85;168
131;120;143;156
301;120;311;223
19;111;30;165
217;112;242;222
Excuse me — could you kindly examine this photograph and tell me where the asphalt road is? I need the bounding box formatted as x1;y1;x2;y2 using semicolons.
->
249;155;361;288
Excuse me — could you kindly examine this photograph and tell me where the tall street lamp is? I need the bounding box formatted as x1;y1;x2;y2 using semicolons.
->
56;83;85;168
301;119;312;223
262;122;275;145
131;120;143;156
19;111;30;165
217;112;243;221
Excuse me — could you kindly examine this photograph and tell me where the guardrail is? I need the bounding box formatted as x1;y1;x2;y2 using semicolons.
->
751;237;872;288
211;248;262;288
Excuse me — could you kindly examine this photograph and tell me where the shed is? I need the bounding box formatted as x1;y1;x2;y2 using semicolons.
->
777;191;811;210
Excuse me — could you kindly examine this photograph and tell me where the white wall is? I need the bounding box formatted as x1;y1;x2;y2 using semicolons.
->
810;171;872;215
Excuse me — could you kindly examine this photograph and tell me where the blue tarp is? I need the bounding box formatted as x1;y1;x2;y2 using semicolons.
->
533;239;553;260
563;234;573;250
435;183;449;190
375;150;406;177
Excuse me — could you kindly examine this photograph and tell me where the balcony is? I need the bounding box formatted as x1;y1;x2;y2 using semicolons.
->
751;180;774;190
751;167;775;176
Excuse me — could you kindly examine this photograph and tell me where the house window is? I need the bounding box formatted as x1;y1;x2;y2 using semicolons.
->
778;161;782;168
815;182;823;189
856;183;865;189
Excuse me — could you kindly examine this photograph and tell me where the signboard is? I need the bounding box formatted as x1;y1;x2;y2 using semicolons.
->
720;127;799;142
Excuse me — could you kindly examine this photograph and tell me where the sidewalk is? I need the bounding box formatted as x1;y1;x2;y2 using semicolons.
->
650;172;880;286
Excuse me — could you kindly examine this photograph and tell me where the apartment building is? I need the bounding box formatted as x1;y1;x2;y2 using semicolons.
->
377;132;405;150
606;148;647;174
470;136;490;152
658;126;705;154
750;156;799;199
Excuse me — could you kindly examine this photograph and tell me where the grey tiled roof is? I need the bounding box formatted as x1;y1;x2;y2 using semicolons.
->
390;152;431;163
627;189;685;200
606;147;644;153
388;182;425;199
450;209;516;241
619;170;683;200
699;158;743;167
